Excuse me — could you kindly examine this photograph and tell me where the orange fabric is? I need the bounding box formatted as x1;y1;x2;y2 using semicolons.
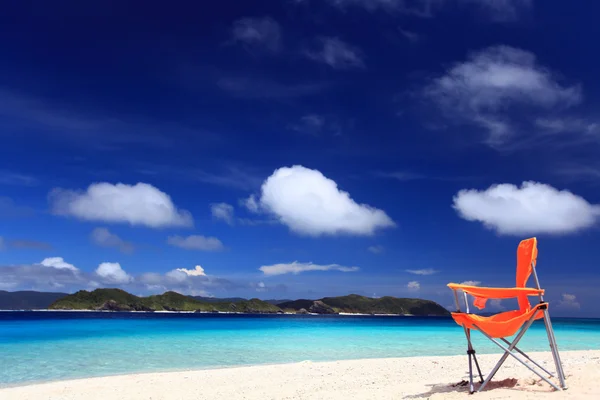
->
473;297;487;310
446;283;544;299
448;237;547;338
516;237;538;310
451;304;545;338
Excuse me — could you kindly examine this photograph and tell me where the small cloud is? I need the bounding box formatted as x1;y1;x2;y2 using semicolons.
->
254;165;395;236
167;235;225;252
230;17;281;52
453;181;600;235
460;280;481;286
210;203;234;225
488;299;505;311
49;182;193;228
368;245;384;254
304;37;365;70
406;268;438;275
40;257;78;271
95;262;133;284
407;281;420;291
175;265;206;277
256;281;266;292
259;261;359;276
90;227;134;254
556;293;580;310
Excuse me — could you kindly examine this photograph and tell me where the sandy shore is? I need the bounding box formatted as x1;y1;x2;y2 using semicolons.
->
2;350;599;399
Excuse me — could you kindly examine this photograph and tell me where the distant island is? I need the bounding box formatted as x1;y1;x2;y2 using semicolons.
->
1;289;450;316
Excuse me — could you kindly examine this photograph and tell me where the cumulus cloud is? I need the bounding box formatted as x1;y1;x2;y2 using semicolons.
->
40;257;78;271
253;165;395;236
556;293;581;310
90;228;134;253
304;37;365;70
167;235;225;251
95;262;132;284
211;203;234;225
368;245;384;254
175;265;206;277
49;182;193;228
422;45;581;146
407;281;420;291
231;17;281;52
406;268;438;275
259;261;360;276
453;181;600;235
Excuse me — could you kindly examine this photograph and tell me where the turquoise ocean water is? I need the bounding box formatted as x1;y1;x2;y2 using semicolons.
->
1;312;600;386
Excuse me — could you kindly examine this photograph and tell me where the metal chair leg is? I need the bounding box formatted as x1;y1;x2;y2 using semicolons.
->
543;310;567;389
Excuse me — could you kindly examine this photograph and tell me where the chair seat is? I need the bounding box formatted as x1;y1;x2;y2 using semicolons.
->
451;305;545;338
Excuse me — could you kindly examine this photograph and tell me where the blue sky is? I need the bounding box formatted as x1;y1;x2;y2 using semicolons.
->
1;0;599;316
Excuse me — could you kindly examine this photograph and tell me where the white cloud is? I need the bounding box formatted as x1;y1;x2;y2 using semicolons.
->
211;203;234;225
557;293;581;310
167;235;225;251
406;268;438;275
255;165;395;236
368;245;384;254
304;37;365;70
95;262;132;284
423;45;581;146
90;227;134;253
453;181;600;235
40;257;78;271
231;17;281;52
256;281;267;292
407;281;420;291
460;280;481;286
259;261;360;276
176;265;206;277
49;182;193;228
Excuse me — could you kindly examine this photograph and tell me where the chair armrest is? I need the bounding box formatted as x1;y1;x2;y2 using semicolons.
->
447;283;544;299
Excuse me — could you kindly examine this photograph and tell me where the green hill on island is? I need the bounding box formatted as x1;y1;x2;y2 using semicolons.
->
278;294;450;316
36;289;449;316
49;289;281;313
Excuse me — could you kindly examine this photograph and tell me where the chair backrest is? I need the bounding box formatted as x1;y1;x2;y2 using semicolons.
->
516;237;538;311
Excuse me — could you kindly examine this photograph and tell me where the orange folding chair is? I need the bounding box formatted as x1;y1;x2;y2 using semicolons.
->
447;237;567;393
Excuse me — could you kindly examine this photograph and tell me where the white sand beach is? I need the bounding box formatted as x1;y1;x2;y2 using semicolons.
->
2;350;599;400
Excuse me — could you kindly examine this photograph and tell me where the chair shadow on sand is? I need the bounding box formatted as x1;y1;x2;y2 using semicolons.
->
403;375;559;399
